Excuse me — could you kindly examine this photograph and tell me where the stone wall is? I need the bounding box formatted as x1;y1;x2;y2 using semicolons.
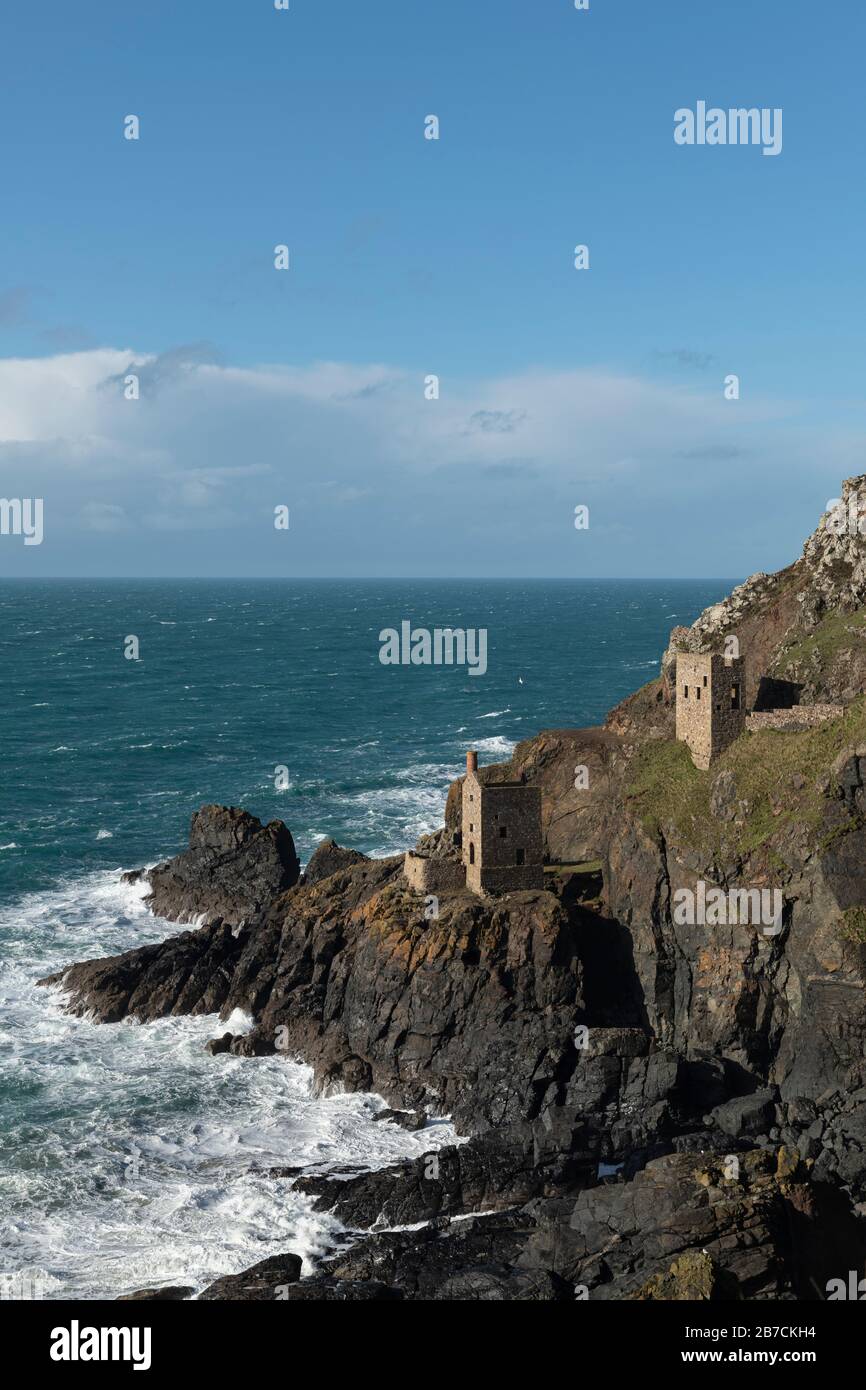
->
746;704;844;733
403;851;465;895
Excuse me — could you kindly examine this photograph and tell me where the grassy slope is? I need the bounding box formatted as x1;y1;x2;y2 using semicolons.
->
772;610;866;680
626;696;866;863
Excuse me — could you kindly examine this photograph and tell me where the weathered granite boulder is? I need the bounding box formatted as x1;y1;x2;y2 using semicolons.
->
629;1251;739;1301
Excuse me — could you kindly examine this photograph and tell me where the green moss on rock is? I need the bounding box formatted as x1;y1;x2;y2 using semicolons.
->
840;907;866;945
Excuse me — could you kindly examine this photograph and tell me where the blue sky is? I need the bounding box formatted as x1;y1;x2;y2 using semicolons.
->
1;0;864;577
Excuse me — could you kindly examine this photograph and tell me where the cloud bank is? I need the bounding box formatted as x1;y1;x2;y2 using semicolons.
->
0;346;858;577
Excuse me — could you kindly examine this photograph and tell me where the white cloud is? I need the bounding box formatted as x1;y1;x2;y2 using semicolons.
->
0;349;139;443
0;345;861;576
80;501;130;532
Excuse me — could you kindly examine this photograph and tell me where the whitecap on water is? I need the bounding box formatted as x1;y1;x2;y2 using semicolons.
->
0;869;458;1299
473;735;516;758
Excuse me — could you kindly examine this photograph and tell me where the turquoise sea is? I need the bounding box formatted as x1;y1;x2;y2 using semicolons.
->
0;578;732;1297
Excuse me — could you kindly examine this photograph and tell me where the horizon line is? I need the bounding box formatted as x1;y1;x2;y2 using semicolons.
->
0;574;744;584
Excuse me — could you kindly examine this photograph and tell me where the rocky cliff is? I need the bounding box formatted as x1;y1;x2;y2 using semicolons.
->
663;474;866;710
40;478;866;1300
122;804;301;926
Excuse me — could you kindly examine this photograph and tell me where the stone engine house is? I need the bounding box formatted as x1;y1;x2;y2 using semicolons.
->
461;750;544;894
676;652;746;770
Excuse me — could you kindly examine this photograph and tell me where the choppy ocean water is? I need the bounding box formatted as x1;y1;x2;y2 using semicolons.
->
0;578;731;1298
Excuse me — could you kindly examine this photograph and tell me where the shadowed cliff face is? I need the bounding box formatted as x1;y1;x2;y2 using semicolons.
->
603;764;866;1104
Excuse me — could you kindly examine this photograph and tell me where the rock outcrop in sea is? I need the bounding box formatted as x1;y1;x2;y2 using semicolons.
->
40;480;866;1300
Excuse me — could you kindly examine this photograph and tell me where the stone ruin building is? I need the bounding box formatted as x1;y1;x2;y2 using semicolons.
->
676;651;844;770
461;750;544;893
403;750;545;898
676;652;746;770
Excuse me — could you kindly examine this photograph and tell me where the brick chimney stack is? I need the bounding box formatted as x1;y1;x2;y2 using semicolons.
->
466;749;478;774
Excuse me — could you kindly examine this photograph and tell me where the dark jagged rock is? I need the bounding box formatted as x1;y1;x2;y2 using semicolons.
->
250;1278;403;1302
433;1266;572;1301
519;1147;866;1301
303;838;368;884
117;1286;194;1301
198;1144;866;1301
229;881;650;1162
59;855;597;1143
709;1089;778;1139
322;1210;546;1300
197;1252;303;1301
372;1108;427;1131
39;919;248;1023
126;805;300;926
295;1131;550;1230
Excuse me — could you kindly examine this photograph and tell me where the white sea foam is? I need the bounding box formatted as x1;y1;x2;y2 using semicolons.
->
0;870;457;1300
473;735;516;757
328;762;457;857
